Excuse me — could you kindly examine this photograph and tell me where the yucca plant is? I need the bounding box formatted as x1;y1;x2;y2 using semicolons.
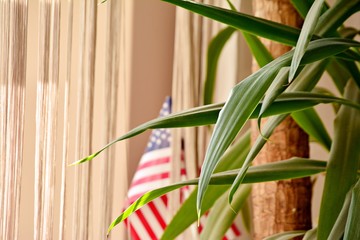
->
75;0;360;239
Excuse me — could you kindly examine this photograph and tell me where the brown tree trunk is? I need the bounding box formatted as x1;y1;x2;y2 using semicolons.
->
251;1;312;239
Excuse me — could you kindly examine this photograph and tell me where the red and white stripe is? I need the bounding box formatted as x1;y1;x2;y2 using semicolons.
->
126;151;243;239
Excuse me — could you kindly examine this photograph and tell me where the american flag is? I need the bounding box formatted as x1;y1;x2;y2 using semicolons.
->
125;97;242;240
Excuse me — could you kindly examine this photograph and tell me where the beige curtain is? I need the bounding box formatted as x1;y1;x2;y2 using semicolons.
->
1;0;131;239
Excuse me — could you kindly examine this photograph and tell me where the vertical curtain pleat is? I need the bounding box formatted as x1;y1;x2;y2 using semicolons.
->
99;0;121;239
0;0;28;239
34;1;61;239
58;0;73;239
73;1;97;239
0;1;10;237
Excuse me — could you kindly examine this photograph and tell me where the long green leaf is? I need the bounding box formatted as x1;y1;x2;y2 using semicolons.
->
326;58;350;93
200;185;251;240
164;0;301;46
108;158;326;235
318;80;360;240
164;0;360;51
288;59;329;92
197;38;360;214
264;230;306;240
344;179;360;240
240;196;252;234
73;90;360;165
303;228;318;240
289;0;325;82
161;131;251;240
258;67;289;131
226;0;273;68
229;114;288;203
291;108;331;151
315;0;360;36
204;27;236;105
290;0;328;19
338;59;360;89
242;32;273;67
327;189;352;240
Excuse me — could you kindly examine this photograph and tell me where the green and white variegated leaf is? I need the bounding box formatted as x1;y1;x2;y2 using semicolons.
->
328;189;352;240
197;38;360;214
73;89;360;165
290;0;328;19
303;228;318;240
108;158;326;235
263;230;306;240
292;108;332;151
228;114;288;203
289;0;325;82
200;185;251;240
344;179;360;240
318;80;360;240
258;67;289;131
161;131;251;240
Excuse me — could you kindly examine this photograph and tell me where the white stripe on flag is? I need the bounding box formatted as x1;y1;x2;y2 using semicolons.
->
225;227;236;240
152;197;168;222
128;214;151;240
128;178;171;199
132;163;170;181
139;148;172;164
140;205;164;238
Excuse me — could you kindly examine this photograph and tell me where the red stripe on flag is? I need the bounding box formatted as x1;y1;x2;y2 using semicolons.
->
198;224;203;233
148;201;167;229
160;195;168;206
125;219;141;240
137;157;170;170
231;223;241;236
129;223;141;240
136;210;158;239
131;172;169;187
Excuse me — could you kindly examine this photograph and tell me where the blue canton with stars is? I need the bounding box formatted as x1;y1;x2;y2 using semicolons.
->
145;97;172;152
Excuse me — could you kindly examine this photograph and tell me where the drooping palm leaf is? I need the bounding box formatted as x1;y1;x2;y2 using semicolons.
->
326;58;350;93
289;0;325;82
161;131;251;240
327;189;352;240
291;108;331;151
108;158;327;235
72;90;360;165
197;38;360;214
290;0;328;19
303;228;318;240
228;114;288;203
315;0;360;36
318;80;360;240
264;230;306;240
344;179;360;240
164;0;301;46
200;185;251;240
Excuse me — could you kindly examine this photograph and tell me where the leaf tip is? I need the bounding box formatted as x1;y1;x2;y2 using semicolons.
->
197;210;201;227
68;154;95;166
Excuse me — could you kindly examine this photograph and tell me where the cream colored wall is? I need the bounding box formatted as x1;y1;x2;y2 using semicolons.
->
128;0;175;183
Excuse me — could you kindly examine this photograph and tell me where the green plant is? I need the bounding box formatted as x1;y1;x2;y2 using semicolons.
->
76;0;360;239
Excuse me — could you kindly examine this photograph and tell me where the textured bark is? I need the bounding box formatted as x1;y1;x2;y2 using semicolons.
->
251;1;312;239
